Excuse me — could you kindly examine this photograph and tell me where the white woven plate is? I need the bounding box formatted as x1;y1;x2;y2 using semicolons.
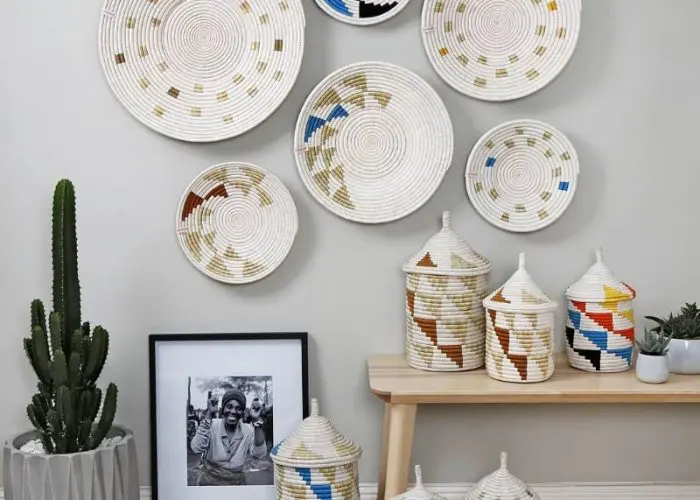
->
314;0;411;26
99;0;305;142
465;119;579;232
421;0;581;101
176;162;298;283
294;61;453;224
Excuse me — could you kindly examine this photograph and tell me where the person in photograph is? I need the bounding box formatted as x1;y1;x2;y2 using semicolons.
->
190;389;267;486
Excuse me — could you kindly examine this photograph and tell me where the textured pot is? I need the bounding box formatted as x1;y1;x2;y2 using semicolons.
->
3;425;139;500
667;338;700;374
635;354;669;384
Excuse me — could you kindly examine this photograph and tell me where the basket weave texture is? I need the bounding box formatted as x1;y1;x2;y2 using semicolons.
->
314;0;411;26
565;248;636;373
403;211;490;372
390;465;448;500
271;399;362;500
466;452;540;500
483;253;556;383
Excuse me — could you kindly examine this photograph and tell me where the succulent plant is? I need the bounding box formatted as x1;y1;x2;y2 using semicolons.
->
645;302;700;340
23;179;117;454
636;327;673;356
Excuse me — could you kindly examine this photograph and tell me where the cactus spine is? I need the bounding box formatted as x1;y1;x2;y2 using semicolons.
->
23;179;118;454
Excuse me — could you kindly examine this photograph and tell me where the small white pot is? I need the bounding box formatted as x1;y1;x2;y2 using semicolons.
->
635;353;669;384
667;338;700;374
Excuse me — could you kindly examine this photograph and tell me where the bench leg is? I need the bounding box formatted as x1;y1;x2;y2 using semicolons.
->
378;403;417;500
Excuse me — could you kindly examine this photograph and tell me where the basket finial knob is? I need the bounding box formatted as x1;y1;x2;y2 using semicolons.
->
310;398;319;417
442;211;451;229
414;465;423;485
518;252;525;270
595;247;603;264
500;452;508;469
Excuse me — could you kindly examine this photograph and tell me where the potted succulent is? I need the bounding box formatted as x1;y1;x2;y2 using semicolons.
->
3;180;139;500
635;327;673;384
646;302;700;374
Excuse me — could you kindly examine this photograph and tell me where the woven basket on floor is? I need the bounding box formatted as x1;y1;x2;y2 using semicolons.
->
314;0;411;26
421;0;582;101
565;248;636;373
403;211;491;372
271;399;362;500
99;0;305;142
294;61;453;224
390;465;447;500
176;162;298;284
465;119;579;233
483;253;557;383
466;452;540;500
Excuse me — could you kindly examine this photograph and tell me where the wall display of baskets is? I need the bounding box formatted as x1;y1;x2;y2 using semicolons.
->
294;61;453;224
314;0;411;26
99;0;305;142
402;211;491;372
176;162;298;284
465;119;579;233
271;398;362;500
565;248;636;372
390;465;447;500
483;253;557;383
421;0;582;101
466;452;540;500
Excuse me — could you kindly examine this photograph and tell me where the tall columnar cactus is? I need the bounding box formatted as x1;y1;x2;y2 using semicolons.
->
23;179;118;454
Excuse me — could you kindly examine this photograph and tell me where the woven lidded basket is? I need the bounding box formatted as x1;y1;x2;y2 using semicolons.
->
565;248;636;373
466;452;540;500
390;465;447;500
483;253;557;383
271;398;362;500
402;211;491;372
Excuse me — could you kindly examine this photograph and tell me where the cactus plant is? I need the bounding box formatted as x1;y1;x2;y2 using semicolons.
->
23;179;118;454
645;302;700;340
635;327;673;356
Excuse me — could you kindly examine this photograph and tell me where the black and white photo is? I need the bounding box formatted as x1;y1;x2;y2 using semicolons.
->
150;333;308;500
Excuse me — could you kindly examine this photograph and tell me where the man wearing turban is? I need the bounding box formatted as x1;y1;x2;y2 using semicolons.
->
191;388;268;486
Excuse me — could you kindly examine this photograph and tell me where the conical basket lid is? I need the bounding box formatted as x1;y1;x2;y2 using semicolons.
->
466;452;540;500
390;465;448;500
483;253;557;313
402;211;491;277
566;248;636;303
270;398;362;467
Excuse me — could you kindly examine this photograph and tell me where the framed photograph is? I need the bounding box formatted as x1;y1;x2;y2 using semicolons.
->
149;332;309;500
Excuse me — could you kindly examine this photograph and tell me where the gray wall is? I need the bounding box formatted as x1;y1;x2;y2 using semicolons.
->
2;0;699;487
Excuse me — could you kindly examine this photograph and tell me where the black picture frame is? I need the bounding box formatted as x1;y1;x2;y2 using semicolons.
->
149;332;309;500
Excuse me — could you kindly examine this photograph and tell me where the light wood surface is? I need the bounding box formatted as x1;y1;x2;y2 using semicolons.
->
368;353;700;404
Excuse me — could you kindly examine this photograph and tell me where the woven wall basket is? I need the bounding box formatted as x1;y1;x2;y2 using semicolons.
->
421;0;581;101
176;162;298;284
99;0;305;142
294;61;453;224
465;119;579;233
565;248;636;373
315;0;411;26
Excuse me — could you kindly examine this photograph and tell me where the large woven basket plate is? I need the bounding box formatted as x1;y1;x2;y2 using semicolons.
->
421;0;581;101
176;162;298;283
314;0;411;26
465;119;579;232
99;0;305;142
295;61;453;224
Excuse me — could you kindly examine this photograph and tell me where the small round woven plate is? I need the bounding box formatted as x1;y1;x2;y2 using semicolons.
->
314;0;411;26
176;162;298;284
294;61;453;224
466;119;579;232
421;0;581;101
99;0;305;142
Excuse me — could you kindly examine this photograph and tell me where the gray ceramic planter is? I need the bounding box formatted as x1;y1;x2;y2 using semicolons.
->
3;425;139;500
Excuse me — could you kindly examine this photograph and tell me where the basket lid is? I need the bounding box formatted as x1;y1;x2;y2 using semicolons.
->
402;211;491;277
270;398;362;467
390;465;448;500
483;253;557;313
466;452;540;500
565;248;636;303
